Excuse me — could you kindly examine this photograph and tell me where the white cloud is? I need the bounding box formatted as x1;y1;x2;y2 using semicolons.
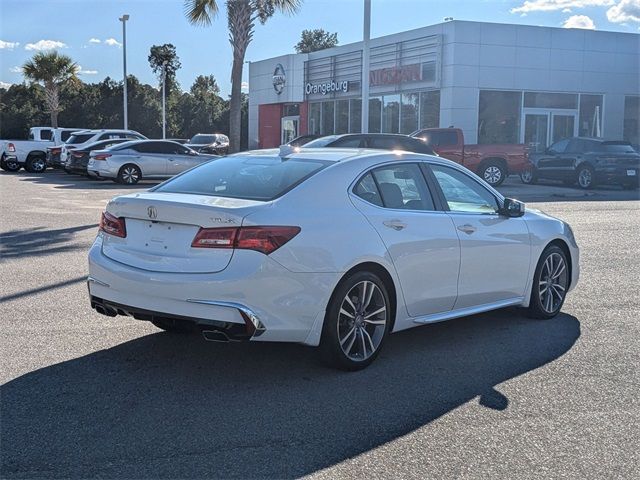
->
0;40;20;50
89;38;101;44
562;7;573;11
0;81;13;89
563;13;597;27
511;1;614;14
25;39;67;51
607;0;640;23
104;38;122;47
9;66;22;73
77;65;98;75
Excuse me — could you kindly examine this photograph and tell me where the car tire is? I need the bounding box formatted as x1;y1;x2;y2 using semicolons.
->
117;164;142;185
25;155;47;174
151;319;193;334
576;164;595;190
1;157;21;172
520;167;537;185
527;245;570;320
480;160;507;187
319;271;391;371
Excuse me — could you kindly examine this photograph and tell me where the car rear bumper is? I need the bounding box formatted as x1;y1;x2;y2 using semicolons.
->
87;236;336;345
595;165;639;185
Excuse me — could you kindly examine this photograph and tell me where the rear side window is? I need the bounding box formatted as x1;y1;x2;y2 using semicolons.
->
154;155;330;201
598;142;636;153
354;164;435;211
420;131;458;147
39;129;53;141
332;136;364;148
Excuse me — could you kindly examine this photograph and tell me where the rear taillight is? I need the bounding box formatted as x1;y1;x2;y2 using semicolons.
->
191;226;300;255
7;143;15;153
72;151;85;158
99;211;126;238
93;153;111;161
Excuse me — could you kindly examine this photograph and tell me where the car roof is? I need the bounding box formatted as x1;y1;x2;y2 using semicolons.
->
239;147;444;165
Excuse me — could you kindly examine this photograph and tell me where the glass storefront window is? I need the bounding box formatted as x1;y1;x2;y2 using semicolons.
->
350;99;362;133
419;90;440;129
400;93;419;134
308;103;321;135
578;94;603;137
369;97;382;133
383;94;400;133
321;101;334;135
335;100;349;134
524;92;578;109
478;90;522;144
624;96;640;147
283;104;300;116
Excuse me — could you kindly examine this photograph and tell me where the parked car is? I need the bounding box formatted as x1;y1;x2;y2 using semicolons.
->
64;139;131;175
88;148;579;370
87;140;218;184
410;127;530;187
1;126;83;172
301;133;435;155
186;133;230;155
286;134;320;147
522;137;640;190
60;129;146;167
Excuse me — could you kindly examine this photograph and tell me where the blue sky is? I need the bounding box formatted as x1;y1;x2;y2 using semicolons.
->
1;0;639;96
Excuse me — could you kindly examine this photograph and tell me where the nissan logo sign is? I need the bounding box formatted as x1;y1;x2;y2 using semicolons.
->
147;206;157;219
273;63;286;94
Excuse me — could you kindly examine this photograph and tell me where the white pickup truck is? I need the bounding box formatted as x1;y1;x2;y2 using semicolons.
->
0;126;83;172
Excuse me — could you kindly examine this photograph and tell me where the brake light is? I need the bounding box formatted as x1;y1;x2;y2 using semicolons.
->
191;226;300;254
72;151;85;158
7;143;15;153
51;147;61;154
93;153;111;161
99;211;126;238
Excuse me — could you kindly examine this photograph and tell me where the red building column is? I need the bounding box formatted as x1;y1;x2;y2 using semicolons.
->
258;104;282;148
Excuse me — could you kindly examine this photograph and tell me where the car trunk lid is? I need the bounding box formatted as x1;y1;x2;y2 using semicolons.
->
101;192;267;273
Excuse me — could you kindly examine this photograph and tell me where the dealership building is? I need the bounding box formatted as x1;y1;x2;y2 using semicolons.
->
248;20;639;151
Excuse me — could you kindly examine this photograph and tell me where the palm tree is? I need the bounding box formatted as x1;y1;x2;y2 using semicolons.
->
22;51;78;128
184;0;302;152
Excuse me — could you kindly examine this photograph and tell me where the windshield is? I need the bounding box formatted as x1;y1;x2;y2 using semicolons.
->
66;133;94;144
190;134;217;144
154;155;330;201
302;136;340;148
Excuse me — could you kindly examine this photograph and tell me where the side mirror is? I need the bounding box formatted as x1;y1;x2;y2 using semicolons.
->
500;198;525;217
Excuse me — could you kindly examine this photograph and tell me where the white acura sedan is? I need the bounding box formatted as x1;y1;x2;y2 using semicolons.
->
88;148;579;370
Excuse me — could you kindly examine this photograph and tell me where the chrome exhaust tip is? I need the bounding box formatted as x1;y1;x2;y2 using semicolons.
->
202;330;230;343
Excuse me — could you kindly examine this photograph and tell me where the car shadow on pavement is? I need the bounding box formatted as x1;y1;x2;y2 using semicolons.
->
14;171;160;190
0;224;98;260
0;309;580;479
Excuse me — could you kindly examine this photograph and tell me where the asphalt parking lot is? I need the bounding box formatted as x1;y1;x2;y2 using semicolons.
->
1;170;639;479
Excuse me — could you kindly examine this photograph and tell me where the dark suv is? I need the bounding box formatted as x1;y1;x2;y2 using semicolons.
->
302;134;435;155
523;137;640;189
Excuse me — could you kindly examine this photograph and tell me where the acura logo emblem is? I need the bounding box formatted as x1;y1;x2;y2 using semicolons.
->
147;206;157;219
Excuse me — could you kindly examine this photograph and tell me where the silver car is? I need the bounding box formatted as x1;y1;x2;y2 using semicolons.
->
87;140;219;184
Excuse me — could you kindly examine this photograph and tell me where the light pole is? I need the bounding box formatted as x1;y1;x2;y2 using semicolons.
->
361;0;371;134
161;60;167;139
119;14;129;130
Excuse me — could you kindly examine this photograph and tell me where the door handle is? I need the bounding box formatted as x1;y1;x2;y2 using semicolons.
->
168;158;174;161
383;220;407;231
457;224;476;235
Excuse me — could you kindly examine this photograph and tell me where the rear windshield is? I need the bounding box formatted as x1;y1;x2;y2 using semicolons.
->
190;134;216;144
66;133;94;144
154;155;330;201
597;143;636;153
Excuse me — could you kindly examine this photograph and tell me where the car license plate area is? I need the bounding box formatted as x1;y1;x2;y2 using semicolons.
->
626;169;636;176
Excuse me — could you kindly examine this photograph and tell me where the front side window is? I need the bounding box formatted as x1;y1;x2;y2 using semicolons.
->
369;164;435;210
430;164;499;214
67;133;95;144
60;131;74;142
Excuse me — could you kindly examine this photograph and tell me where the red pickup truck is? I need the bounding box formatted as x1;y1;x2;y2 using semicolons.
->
410;128;529;186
